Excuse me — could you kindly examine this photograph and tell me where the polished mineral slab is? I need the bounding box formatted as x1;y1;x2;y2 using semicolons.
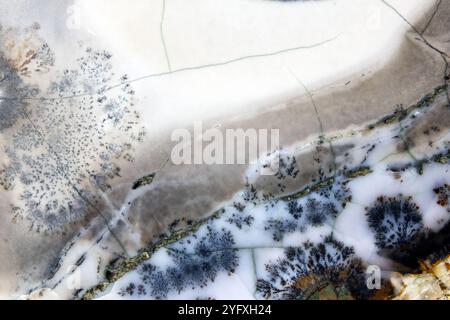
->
0;0;449;300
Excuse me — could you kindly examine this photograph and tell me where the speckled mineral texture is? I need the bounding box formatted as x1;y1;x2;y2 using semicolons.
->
391;255;450;300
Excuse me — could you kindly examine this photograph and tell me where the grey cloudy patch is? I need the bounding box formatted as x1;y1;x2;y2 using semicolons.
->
0;23;54;129
0;26;145;233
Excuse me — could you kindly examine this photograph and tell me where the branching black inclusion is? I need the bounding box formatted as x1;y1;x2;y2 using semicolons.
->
366;195;423;250
264;198;338;242
287;200;303;219
364;188;450;267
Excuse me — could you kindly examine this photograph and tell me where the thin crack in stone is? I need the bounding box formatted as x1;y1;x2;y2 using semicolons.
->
0;36;340;102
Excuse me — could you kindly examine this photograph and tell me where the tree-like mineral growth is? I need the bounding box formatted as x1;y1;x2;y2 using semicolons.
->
0;25;145;233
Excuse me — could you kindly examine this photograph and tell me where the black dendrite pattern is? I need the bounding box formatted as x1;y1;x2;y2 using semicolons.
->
119;228;238;298
256;236;370;300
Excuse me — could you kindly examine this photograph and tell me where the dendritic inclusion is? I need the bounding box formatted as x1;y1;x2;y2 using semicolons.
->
0;24;145;232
